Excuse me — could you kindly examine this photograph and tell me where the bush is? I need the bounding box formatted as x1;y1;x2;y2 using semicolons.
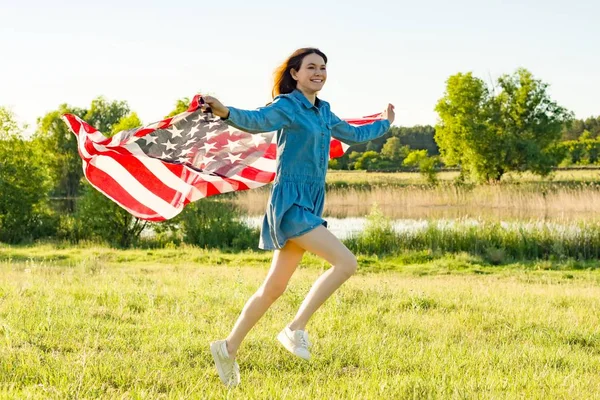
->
74;182;147;248
345;203;398;255
0;136;54;243
179;198;259;251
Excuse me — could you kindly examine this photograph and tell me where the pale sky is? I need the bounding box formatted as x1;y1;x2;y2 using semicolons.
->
1;0;598;135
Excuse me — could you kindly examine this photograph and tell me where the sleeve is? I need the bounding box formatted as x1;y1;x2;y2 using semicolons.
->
330;111;391;145
223;95;296;134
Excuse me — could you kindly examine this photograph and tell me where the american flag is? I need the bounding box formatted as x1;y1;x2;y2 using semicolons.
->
62;95;384;221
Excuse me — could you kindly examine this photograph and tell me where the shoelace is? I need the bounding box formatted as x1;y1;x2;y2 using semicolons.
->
226;362;239;385
221;344;239;385
299;332;311;349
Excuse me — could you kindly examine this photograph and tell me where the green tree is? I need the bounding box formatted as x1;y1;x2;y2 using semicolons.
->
562;116;600;141
34;98;133;211
0;108;53;243
435;68;573;182
166;97;192;118
34;105;86;211
354;151;381;170
110;112;142;135
75;183;147;248
403;149;440;185
0;107;25;139
73;111;148;247
85;97;131;134
389;125;439;155
381;136;410;162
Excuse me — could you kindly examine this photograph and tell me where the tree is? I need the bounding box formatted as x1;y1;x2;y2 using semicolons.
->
73;111;147;247
403;149;440;185
85;97;131;134
166;97;192;118
0;108;53;243
110;112;142;135
0;107;25;140
435;68;573;182
381;136;410;162
389;125;439;155
562;116;600;141
34;98;133;211
34;105;86;211
354;151;381;170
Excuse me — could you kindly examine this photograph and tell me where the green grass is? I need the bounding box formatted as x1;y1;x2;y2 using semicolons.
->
1;244;600;398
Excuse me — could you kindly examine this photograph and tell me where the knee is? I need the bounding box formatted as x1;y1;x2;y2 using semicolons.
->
259;281;287;301
338;254;358;277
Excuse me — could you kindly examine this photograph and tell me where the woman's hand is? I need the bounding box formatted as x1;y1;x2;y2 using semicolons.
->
202;95;230;119
383;103;395;125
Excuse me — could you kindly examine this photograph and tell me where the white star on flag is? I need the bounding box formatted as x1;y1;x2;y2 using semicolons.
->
226;139;244;152
250;134;266;147
168;126;184;138
178;148;193;157
225;152;243;163
202;154;216;164
184;138;198;146
143;135;158;145
202;142;217;152
163;140;177;151
205;130;219;140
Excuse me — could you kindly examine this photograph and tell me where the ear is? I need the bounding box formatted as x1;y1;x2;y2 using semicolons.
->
290;68;298;81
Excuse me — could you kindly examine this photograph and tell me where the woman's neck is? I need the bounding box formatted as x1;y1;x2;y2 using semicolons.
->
297;87;317;105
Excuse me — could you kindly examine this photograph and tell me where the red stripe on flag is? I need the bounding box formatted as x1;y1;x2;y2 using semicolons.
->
85;162;162;219
263;143;277;159
223;178;250;192
239;166;276;183
193;180;221;197
93;149;185;206
329;139;345;158
63;114;81;135
134;128;157;138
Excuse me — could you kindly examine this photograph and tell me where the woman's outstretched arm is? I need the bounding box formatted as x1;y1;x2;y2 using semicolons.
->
330;103;395;145
203;95;296;134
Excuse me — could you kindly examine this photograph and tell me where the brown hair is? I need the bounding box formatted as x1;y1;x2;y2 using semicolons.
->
272;48;328;98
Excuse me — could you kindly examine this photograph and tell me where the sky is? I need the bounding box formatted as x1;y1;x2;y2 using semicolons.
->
1;0;598;135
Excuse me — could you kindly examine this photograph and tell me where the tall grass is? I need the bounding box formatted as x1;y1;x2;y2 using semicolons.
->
232;180;600;220
345;204;600;263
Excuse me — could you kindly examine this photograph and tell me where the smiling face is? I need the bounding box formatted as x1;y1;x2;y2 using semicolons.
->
291;53;327;96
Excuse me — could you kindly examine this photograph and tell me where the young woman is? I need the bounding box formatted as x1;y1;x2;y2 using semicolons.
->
203;48;395;387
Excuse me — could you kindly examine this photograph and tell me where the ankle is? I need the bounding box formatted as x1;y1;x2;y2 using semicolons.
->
225;340;237;359
287;323;305;332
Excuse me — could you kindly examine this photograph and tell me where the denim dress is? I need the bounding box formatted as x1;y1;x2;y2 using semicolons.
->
224;89;390;250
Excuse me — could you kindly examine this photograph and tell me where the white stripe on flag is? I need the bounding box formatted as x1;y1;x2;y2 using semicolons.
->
90;155;182;219
126;142;199;196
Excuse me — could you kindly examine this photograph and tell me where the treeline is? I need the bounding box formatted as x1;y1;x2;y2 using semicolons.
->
0;100;256;247
1;67;598;245
330;118;600;173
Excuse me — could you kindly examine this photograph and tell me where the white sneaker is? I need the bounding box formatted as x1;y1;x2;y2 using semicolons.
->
210;340;240;387
277;326;311;361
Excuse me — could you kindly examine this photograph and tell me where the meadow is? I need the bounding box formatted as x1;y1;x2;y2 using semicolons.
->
1;244;599;399
2;170;600;399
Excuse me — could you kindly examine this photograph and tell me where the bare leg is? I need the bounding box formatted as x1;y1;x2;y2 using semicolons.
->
286;225;358;331
225;240;305;358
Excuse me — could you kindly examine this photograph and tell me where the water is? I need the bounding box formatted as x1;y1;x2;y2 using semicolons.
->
240;216;439;240
238;216;591;240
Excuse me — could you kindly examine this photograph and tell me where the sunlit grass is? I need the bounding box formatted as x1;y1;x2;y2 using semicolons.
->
1;244;599;398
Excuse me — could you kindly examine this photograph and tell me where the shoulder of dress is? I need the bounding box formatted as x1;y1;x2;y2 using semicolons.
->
318;98;331;108
272;93;300;109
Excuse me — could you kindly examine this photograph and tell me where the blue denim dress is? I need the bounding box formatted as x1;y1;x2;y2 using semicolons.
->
225;89;390;250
